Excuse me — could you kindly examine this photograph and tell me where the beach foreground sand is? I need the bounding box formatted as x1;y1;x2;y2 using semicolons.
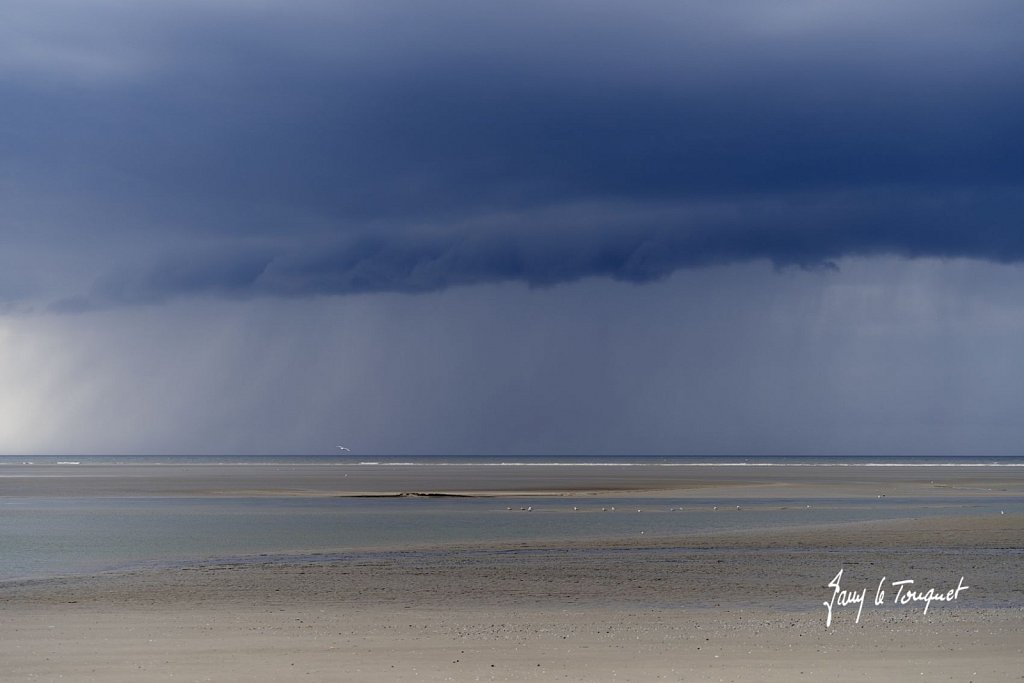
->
3;513;1021;682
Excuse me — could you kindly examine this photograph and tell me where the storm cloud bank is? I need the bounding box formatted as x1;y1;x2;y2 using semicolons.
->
2;0;1022;308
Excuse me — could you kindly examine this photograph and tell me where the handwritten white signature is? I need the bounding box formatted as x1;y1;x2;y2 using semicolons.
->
823;568;969;627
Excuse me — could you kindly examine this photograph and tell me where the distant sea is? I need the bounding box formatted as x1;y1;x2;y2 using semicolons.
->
2;454;1023;466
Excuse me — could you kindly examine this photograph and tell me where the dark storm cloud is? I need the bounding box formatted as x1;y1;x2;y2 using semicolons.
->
52;184;1019;309
2;0;1022;307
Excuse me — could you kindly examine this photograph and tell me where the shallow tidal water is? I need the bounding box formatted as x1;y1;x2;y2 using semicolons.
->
3;456;1023;580
2;489;1018;581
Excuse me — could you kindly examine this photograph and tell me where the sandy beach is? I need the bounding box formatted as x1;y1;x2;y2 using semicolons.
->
2;464;1021;681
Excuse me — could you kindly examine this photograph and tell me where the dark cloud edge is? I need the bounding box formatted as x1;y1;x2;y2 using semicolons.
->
42;184;1024;313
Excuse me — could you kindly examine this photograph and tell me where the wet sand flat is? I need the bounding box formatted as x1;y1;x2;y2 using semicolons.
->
1;464;1021;681
2;512;1021;682
2;462;1022;499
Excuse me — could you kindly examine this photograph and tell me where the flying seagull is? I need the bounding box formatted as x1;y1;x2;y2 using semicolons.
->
336;445;351;452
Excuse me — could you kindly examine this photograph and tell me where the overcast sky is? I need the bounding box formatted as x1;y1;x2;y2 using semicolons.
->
1;0;1022;455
